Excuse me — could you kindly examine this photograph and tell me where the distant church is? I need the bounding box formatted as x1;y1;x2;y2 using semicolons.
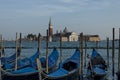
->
48;18;53;42
53;27;78;42
47;18;78;42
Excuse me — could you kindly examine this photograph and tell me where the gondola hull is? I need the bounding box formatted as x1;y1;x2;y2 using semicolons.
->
2;67;39;80
42;49;80;80
43;69;79;80
87;49;107;80
2;71;39;80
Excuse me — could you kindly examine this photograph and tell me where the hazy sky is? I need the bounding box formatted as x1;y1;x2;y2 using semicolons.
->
0;0;120;40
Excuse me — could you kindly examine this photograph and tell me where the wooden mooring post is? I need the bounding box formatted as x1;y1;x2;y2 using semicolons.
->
38;33;41;59
19;33;22;61
0;59;2;80
107;37;109;68
84;36;87;68
46;30;49;73
79;32;83;80
118;28;120;72
0;35;2;57
37;58;42;80
112;28;115;80
15;32;18;71
37;33;42;80
0;35;3;57
60;32;62;65
0;35;2;80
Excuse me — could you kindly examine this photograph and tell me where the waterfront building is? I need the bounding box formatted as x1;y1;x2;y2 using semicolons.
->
83;35;100;42
53;27;78;42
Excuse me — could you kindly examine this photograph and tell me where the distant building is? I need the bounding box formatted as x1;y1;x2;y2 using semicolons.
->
83;35;100;42
53;27;78;42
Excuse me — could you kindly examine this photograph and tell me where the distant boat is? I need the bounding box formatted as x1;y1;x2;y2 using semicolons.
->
42;48;80;80
87;49;107;80
2;48;59;80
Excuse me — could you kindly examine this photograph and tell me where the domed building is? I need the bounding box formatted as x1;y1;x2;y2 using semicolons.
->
53;27;78;42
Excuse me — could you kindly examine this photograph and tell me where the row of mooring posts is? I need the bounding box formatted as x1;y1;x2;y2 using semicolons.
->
111;28;120;80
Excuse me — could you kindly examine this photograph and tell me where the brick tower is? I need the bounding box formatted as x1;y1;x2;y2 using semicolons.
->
48;18;53;42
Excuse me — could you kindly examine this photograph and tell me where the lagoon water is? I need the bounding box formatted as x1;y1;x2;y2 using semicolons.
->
2;40;119;80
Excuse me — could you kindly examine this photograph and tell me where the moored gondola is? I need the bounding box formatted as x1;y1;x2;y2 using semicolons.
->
87;49;107;80
0;49;21;64
42;48;80;80
2;48;59;80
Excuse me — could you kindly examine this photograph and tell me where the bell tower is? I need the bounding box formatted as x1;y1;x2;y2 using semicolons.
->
48;18;53;42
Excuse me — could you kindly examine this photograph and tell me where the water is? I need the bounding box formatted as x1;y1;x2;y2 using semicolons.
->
2;40;119;80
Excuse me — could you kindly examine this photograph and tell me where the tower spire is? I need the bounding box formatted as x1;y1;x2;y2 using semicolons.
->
49;17;52;28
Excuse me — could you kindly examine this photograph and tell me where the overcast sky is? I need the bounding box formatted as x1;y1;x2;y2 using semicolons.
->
0;0;120;40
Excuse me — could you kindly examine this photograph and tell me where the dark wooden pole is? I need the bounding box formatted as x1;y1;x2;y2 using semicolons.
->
19;33;22;58
0;35;2;57
0;55;2;80
60;32;62;65
107;37;109;68
79;32;83;79
38;33;40;59
15;32;18;70
118;28;120;72
37;58;42;80
84;36;87;67
2;37;4;56
0;35;2;80
112;28;115;79
46;30;49;73
37;33;42;80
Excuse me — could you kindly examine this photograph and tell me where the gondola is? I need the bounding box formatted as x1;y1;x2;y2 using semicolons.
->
2;49;39;70
2;48;59;80
42;48;80;80
87;49;107;80
0;49;21;64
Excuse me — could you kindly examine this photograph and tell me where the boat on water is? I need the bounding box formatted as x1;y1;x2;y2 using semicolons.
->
2;48;59;80
0;49;21;64
42;48;80;80
87;48;107;80
3;49;39;70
